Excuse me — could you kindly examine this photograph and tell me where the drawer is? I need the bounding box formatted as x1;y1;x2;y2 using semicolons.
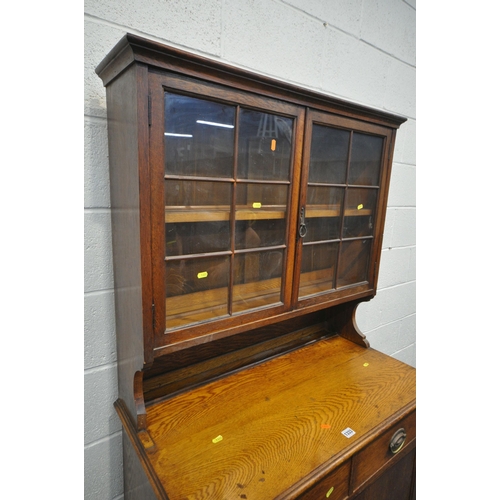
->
351;411;416;493
298;460;350;500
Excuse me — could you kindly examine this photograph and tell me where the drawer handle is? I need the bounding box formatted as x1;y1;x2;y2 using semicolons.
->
389;428;406;454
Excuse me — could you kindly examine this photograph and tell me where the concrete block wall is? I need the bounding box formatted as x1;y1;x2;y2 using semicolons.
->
84;1;416;498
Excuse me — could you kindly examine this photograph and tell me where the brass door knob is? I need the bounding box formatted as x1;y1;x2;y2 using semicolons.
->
389;428;406;454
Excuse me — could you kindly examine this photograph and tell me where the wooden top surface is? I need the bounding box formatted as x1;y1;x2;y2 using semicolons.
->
145;335;416;499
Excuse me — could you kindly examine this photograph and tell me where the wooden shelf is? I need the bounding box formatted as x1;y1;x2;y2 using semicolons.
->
166;276;283;330
165;204;372;224
165;205;286;223
306;204;372;218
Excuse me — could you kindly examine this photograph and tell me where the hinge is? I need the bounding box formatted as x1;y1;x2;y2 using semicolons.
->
152;302;156;330
148;95;152;126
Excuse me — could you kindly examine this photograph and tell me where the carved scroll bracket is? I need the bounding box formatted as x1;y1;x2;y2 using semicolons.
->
328;299;371;348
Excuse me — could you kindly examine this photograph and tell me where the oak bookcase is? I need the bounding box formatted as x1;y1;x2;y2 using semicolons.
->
97;34;415;500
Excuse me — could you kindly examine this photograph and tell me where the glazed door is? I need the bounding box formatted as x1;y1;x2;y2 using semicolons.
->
294;110;393;307
149;72;304;349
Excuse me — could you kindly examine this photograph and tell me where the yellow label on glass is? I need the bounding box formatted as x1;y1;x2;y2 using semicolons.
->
197;271;208;279
357;204;364;210
271;139;277;151
252;202;262;209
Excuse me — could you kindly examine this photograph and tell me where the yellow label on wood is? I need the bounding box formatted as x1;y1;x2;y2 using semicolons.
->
357;204;364;210
252;202;262;209
197;271;208;279
212;435;223;444
271;139;277;151
326;486;334;498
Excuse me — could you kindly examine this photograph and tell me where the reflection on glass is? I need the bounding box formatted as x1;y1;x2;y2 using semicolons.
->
238;109;293;181
166;256;230;296
300;124;349;294
236;182;288;206
233;250;283;313
165;256;230;330
235;220;286;250
337;239;371;287
163;95;296;330
165;93;235;178
342;188;377;238
165;179;231;207
297;123;383;299
165;180;232;256
298;243;338;297
309;125;350;184
348;133;383;186
235;183;288;249
304;186;344;243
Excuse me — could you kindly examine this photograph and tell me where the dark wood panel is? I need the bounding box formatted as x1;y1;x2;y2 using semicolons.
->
106;63;150;425
351;411;416;492
352;448;416;500
143;322;331;402
144;309;330;377
297;461;350;500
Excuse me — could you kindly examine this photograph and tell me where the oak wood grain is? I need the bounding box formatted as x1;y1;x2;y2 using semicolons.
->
144;336;415;499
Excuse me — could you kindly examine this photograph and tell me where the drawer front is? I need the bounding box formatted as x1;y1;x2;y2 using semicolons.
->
351;411;416;493
298;461;350;500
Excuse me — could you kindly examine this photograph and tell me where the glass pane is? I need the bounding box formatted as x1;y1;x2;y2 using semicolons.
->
235;183;288;249
348;133;383;186
165;180;232;256
298;242;338;298
308;124;350;184
165;256;230;330
165;93;235;178
343;188;378;238
304;186;344;243
235;220;286;250
233;250;283;313
237;109;293;181
337;239;371;287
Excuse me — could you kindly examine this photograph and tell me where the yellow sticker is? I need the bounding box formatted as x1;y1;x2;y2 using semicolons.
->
197;271;208;279
363;362;369;367
253;202;262;209
271;139;277;151
212;435;223;444
326;486;334;498
357;204;364;210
